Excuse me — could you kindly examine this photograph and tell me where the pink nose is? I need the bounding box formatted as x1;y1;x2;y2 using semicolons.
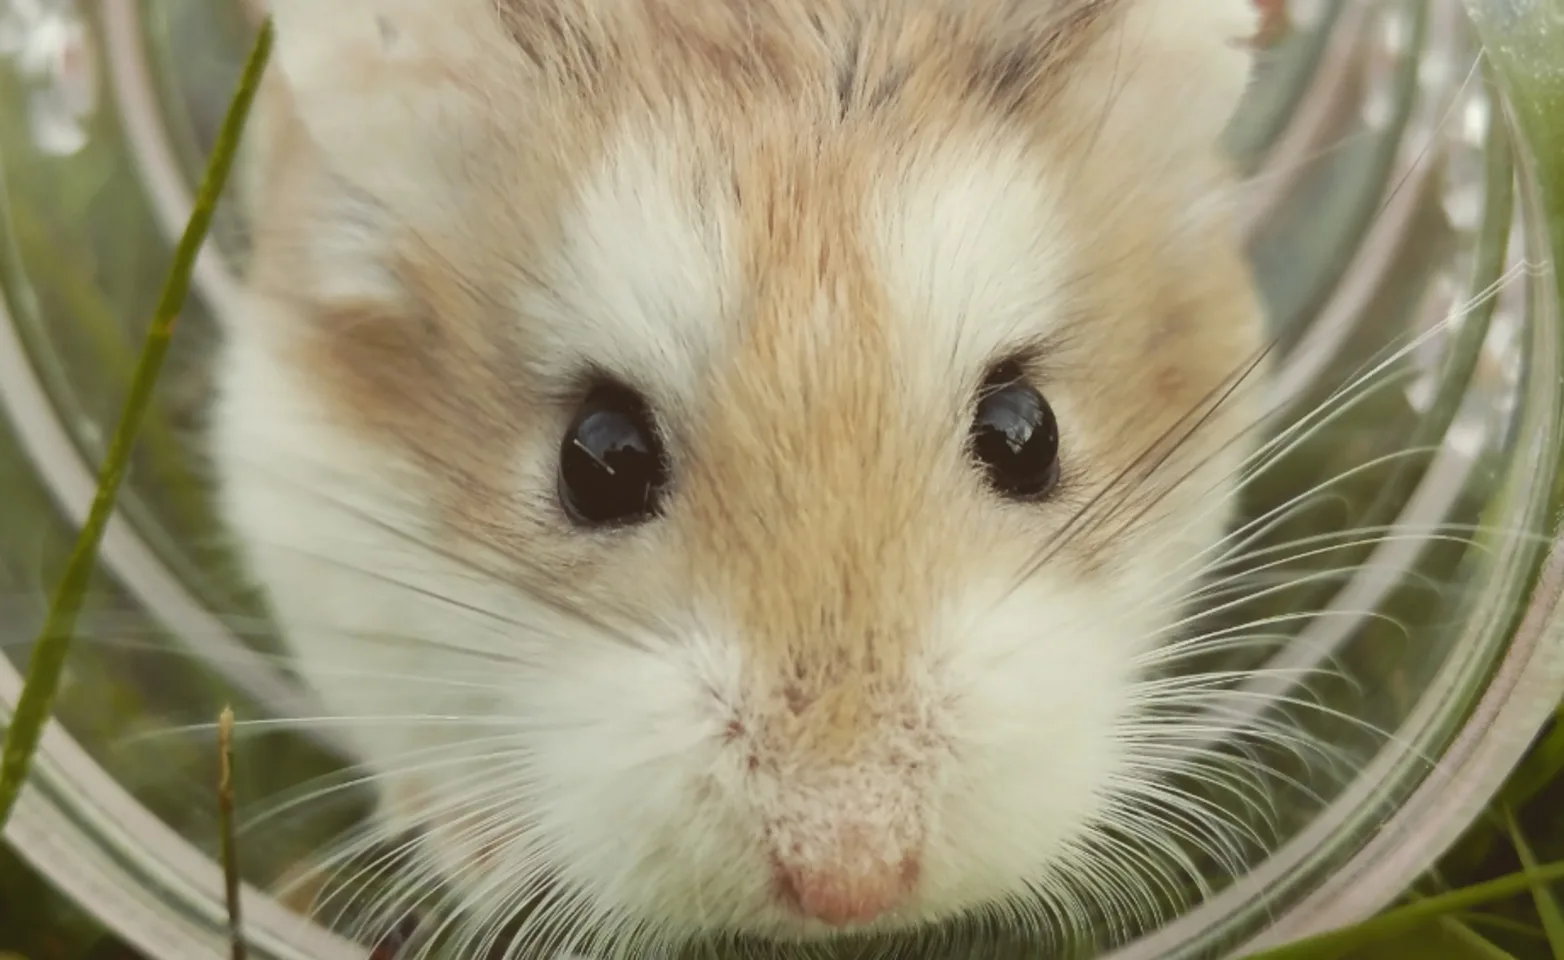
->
775;855;921;926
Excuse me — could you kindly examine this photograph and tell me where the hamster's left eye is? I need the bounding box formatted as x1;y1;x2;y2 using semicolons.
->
970;362;1061;501
558;383;670;528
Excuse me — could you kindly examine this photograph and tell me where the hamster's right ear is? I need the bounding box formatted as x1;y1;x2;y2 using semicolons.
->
263;0;521;217
1099;0;1263;152
1037;0;1261;205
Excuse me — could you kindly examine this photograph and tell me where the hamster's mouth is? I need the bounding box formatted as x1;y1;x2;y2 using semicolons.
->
679;906;1068;960
748;900;931;942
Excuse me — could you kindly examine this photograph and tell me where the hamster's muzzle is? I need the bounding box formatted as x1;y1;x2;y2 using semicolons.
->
761;766;927;927
737;679;941;929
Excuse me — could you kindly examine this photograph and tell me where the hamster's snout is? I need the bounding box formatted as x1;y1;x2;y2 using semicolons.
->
739;683;938;931
773;846;921;926
763;784;926;929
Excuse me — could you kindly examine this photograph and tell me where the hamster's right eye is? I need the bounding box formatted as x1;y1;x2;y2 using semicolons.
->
971;362;1061;501
558;383;670;529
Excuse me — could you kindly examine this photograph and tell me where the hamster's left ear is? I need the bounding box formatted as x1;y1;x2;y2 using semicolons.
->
263;0;520;216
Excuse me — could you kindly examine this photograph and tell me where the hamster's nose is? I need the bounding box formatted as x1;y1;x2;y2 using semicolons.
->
774;853;921;926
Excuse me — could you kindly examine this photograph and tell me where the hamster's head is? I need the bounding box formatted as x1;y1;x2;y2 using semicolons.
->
215;0;1269;951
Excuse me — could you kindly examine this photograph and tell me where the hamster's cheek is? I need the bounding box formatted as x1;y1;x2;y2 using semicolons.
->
476;632;784;935
213;330;779;936
923;570;1160;912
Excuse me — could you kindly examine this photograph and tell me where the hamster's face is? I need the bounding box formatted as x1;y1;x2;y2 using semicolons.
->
216;0;1268;951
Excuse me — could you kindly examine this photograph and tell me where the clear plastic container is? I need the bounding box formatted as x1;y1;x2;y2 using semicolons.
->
0;1;1560;958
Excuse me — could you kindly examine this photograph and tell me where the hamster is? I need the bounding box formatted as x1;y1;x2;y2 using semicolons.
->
212;0;1270;954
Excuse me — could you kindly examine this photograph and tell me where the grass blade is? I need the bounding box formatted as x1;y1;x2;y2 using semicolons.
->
1462;913;1549;941
1242;859;1564;960
219;706;247;960
0;20;274;829
1504;808;1564;958
1437;917;1523;960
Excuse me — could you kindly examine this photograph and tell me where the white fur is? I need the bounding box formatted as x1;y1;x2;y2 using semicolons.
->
874;134;1076;388
522;127;740;412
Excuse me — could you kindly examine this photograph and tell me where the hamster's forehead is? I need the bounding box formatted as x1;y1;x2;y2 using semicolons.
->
526;118;1071;422
493;0;1244;452
484;0;1183;412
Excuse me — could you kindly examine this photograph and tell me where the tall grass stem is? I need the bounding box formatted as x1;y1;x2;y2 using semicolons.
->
0;21;274;828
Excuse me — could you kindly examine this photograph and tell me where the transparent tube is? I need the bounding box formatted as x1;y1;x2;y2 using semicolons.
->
0;2;1560;958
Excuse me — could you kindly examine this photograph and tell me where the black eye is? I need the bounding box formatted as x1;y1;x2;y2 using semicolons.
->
558;383;669;528
971;363;1061;500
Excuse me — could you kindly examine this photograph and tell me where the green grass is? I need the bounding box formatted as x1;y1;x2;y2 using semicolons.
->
0;6;1562;960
